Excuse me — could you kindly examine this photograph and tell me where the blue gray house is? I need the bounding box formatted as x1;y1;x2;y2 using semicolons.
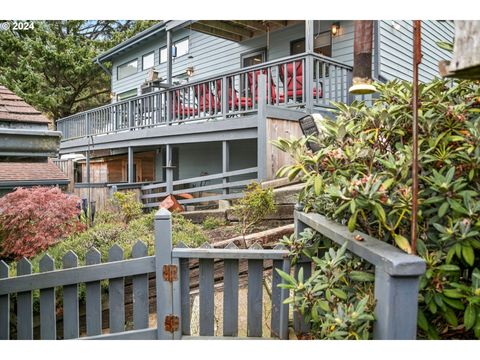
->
56;20;454;209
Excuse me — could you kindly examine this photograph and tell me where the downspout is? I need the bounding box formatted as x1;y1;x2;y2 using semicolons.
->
373;20;381;81
95;58;112;76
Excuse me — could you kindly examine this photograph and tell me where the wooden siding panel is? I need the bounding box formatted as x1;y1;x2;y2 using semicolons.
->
379;20;454;82
111;21;355;96
266;118;303;180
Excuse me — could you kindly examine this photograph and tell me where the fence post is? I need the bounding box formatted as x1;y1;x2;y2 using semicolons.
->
292;214;311;335
373;267;422;339
257;74;268;182
154;208;181;339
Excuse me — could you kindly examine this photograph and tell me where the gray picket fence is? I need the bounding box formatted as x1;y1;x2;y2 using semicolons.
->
0;208;426;340
0;209;291;340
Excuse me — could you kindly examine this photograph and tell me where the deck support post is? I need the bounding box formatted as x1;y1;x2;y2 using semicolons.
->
165;144;173;194
257;74;267;182
127;146;134;183
85;147;91;187
166;30;173;84
166;30;173;126
222;141;230;195
305;20;315;113
305;20;314;53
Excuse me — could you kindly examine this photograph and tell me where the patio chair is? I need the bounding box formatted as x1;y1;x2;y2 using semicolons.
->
193;82;220;113
247;68;279;104
172;89;198;120
215;78;253;112
278;61;322;102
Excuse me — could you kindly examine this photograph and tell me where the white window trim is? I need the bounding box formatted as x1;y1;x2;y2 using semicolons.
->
117;58;138;80
142;51;155;71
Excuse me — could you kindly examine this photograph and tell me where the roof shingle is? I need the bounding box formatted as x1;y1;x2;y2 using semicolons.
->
0;85;49;124
0;161;68;183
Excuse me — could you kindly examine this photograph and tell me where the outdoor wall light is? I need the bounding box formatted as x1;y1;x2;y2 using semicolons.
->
186;66;194;77
331;22;340;36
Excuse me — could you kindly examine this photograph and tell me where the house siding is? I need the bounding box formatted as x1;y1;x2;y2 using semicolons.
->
109;20;452;97
110;21;356;96
378;20;454;82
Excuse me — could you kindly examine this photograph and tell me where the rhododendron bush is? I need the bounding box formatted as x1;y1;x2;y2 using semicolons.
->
275;79;480;339
0;187;84;259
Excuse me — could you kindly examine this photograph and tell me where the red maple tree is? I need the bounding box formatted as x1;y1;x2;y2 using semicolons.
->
0;187;84;259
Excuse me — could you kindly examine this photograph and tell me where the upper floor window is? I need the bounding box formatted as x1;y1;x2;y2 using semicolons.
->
174;38;189;58
241;49;266;68
290;38;305;55
117;59;138;80
290;31;332;57
159;38;189;64
142;52;154;70
159;46;167;64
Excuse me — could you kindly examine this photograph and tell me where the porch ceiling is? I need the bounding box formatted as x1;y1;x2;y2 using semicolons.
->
190;20;303;42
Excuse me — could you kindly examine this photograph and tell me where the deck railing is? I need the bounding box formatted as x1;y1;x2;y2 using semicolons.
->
140;166;258;208
56;52;353;141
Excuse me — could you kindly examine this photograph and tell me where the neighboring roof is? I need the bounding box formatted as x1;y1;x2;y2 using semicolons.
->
0;160;68;185
0;85;49;124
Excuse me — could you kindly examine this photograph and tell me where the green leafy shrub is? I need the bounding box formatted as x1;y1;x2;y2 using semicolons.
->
278;229;375;339
109;191;143;223
172;213;208;247
274;78;480;339
202;216;225;230
231;182;276;247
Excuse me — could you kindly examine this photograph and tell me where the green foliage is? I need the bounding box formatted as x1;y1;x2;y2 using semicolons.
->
274;78;480;339
172;213;209;248
231;182;276;245
109;191;143;224
278;230;375;339
0;21;156;120
202;216;226;230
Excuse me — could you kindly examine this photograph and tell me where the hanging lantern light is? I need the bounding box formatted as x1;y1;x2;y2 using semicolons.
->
349;20;376;95
331;22;340;36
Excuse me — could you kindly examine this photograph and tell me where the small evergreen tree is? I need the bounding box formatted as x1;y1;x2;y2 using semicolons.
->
232;183;276;248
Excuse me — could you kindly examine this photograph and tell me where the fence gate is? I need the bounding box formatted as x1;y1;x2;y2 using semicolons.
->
0;209;291;340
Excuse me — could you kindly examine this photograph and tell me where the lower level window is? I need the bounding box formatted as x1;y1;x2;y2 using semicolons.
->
117;89;137;101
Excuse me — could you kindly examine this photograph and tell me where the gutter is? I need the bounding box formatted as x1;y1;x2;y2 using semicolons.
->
0;179;70;189
94;21;167;64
